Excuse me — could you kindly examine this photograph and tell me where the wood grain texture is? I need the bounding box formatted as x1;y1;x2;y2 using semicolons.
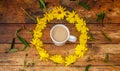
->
0;24;120;44
0;66;119;71
0;0;120;70
1;44;120;54
0;0;120;23
0;54;120;66
0;44;120;66
0;23;120;70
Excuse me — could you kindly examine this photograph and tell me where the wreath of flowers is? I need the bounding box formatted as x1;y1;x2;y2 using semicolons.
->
31;6;89;66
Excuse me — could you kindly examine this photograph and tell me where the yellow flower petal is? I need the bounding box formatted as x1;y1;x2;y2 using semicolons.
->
37;48;49;61
66;11;80;24
50;55;64;64
52;6;66;20
31;6;89;66
44;10;54;22
75;44;88;57
65;55;77;66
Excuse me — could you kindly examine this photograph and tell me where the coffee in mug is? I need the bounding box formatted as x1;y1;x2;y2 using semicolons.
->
52;26;68;42
50;24;77;46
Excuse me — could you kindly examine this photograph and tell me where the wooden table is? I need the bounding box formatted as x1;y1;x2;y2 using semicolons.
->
0;0;120;71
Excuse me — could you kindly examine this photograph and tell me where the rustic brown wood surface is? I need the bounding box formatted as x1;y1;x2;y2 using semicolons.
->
0;0;120;23
0;0;120;71
0;23;120;71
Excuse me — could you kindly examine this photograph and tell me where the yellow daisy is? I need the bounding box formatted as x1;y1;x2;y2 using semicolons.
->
35;39;43;48
66;11;80;24
65;55;77;66
31;38;39;45
44;10;54;22
75;19;86;32
50;55;64;64
81;26;89;34
37;47;49;61
52;6;66;20
33;30;42;38
36;17;47;30
75;44;88;57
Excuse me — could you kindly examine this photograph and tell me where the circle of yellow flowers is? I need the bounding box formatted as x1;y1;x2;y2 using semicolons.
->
31;6;89;66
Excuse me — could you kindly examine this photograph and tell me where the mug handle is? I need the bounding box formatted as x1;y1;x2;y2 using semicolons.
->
68;35;77;42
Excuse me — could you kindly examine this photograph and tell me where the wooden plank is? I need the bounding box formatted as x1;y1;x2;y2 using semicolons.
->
0;65;119;71
0;24;120;44
0;44;120;54
0;44;120;66
0;0;120;70
0;0;120;23
0;54;120;66
0;53;120;66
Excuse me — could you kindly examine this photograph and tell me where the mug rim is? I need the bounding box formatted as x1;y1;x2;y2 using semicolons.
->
50;24;70;43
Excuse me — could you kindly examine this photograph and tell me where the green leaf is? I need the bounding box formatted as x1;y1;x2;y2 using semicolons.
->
85;64;91;71
10;38;15;49
9;38;18;52
17;36;30;49
101;31;112;41
24;59;27;67
31;60;35;67
9;48;18;52
16;29;22;34
97;12;106;22
21;7;36;22
22;46;29;51
105;53;109;63
78;2;90;10
24;54;28;67
89;32;95;41
38;0;46;9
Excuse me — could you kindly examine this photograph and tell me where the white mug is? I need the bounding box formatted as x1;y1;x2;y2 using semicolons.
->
50;24;77;46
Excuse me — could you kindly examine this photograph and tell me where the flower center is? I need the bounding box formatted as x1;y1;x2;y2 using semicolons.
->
58;11;61;14
73;15;75;18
